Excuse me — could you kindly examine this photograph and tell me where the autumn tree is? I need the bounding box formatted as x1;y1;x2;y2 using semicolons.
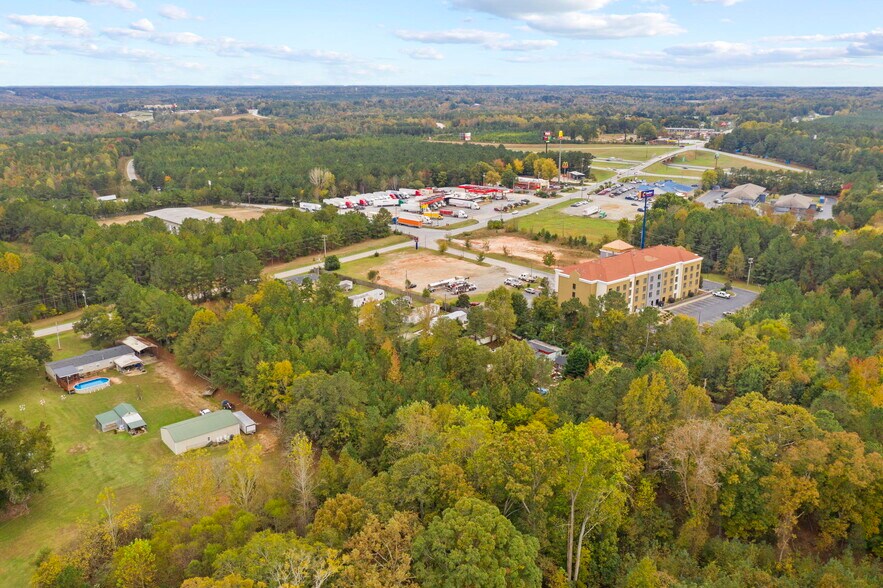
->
553;419;638;584
113;539;157;588
225;436;263;513
0;411;53;509
725;245;746;281
340;511;422;588
289;432;318;533
168;449;219;517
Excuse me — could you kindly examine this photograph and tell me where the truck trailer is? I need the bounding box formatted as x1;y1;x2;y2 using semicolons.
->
299;202;322;212
447;198;480;210
394;213;423;228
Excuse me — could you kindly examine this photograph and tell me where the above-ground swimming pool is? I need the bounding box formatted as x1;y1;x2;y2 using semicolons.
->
73;377;111;393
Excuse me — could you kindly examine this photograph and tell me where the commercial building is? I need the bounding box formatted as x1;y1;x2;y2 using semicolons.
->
555;245;703;312
145;207;224;233
721;183;767;206
160;410;241;455
772;193;817;218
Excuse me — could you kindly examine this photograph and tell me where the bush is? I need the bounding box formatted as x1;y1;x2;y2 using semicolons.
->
324;255;341;271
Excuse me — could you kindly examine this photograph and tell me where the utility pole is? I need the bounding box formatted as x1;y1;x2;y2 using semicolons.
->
82;290;88;307
557;132;563;185
640;190;653;249
321;235;327;260
55;321;61;350
747;257;755;284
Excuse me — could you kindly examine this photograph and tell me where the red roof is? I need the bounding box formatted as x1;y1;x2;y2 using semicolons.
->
559;245;702;283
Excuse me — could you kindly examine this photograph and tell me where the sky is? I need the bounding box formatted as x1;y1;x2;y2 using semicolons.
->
0;0;882;86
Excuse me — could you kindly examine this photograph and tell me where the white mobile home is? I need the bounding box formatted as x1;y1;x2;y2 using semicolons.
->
348;289;386;307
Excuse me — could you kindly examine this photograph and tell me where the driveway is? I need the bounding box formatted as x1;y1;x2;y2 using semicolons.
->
669;280;758;325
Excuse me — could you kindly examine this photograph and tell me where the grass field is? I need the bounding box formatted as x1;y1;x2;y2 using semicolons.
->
442;219;479;231
0;333;205;585
592;161;636;169
590;169;617;182
664;151;786;171
500;143;679;162
26;309;85;331
643;162;705;178
262;234;411;275
632;175;701;185
505;198;619;241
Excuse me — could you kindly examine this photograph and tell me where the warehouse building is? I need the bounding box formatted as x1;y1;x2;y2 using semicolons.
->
160;410;241;455
145;207;224;234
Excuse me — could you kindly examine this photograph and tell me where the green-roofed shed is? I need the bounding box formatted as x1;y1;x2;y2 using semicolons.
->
95;403;147;434
160;410;240;455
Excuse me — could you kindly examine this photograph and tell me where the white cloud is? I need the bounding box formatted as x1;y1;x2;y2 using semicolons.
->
452;0;682;39
395;28;556;51
692;0;743;6
602;37;883;69
452;0;615;18
71;0;137;10
403;47;444;60
130;18;154;32
522;12;684;39
7;14;92;37
158;4;202;21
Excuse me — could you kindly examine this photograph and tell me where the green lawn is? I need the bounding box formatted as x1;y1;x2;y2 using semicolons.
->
262;234;411;275
506;201;619;241
632;175;701;186
703;272;766;294
589;169;617;182
0;338;201;585
26;309;86;332
442;219;479;231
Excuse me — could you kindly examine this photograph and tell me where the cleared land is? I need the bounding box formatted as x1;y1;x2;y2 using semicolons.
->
97;213;148;226
341;249;505;293
195;205;276;221
262;234;412;276
454;234;594;268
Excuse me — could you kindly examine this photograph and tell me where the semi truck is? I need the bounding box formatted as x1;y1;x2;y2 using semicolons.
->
447;198;480;210
298;202;322;212
439;209;468;218
400;202;424;214
582;206;601;217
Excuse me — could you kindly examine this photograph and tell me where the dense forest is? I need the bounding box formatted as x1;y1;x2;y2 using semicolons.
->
1;87;881;587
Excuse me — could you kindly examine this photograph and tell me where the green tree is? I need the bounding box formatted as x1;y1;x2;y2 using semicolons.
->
483;287;516;343
412;497;541;588
0;411;53;509
635;122;658;141
564;343;592;378
725;245;746;281
324;255;341;271
542;251;556;268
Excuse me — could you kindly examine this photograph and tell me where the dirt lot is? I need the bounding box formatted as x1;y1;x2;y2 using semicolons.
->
196;205;273;221
455;235;593;267
97;214;148;226
350;251;507;293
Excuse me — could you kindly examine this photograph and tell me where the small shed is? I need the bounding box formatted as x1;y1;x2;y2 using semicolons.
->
527;339;564;362
120;336;157;358
160;410;241;455
232;411;257;435
95;403;147;434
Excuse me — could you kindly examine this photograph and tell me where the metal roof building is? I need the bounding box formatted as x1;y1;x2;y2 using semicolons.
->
95;403;147;433
145;207;224;233
160;410;240;455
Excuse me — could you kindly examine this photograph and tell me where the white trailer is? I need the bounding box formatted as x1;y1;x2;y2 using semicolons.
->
400;202;424;214
348;289;386;308
299;202;322;212
582;206;601;217
447;198;480;210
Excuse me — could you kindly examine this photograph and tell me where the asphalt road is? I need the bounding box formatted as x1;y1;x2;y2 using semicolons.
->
669;280;758;325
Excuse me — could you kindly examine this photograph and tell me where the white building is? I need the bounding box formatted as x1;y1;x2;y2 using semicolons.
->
348;289;386;308
145;207;225;233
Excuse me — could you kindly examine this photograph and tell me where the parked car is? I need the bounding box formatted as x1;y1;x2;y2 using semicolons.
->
713;291;733;299
637;207;645;212
199;408;211;415
625;195;637;200
524;287;539;295
722;311;734;317
630;203;639;206
221;400;235;410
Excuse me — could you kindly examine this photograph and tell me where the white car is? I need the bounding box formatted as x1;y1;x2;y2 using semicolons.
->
713;291;732;299
524;287;539;295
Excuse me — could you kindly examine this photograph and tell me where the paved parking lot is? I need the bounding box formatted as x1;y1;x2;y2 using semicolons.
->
669;280;758;324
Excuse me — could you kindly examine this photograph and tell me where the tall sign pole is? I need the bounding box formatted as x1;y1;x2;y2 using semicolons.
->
639;190;654;249
557;130;564;184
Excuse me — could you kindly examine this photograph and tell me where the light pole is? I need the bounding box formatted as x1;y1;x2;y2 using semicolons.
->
747;257;755;285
